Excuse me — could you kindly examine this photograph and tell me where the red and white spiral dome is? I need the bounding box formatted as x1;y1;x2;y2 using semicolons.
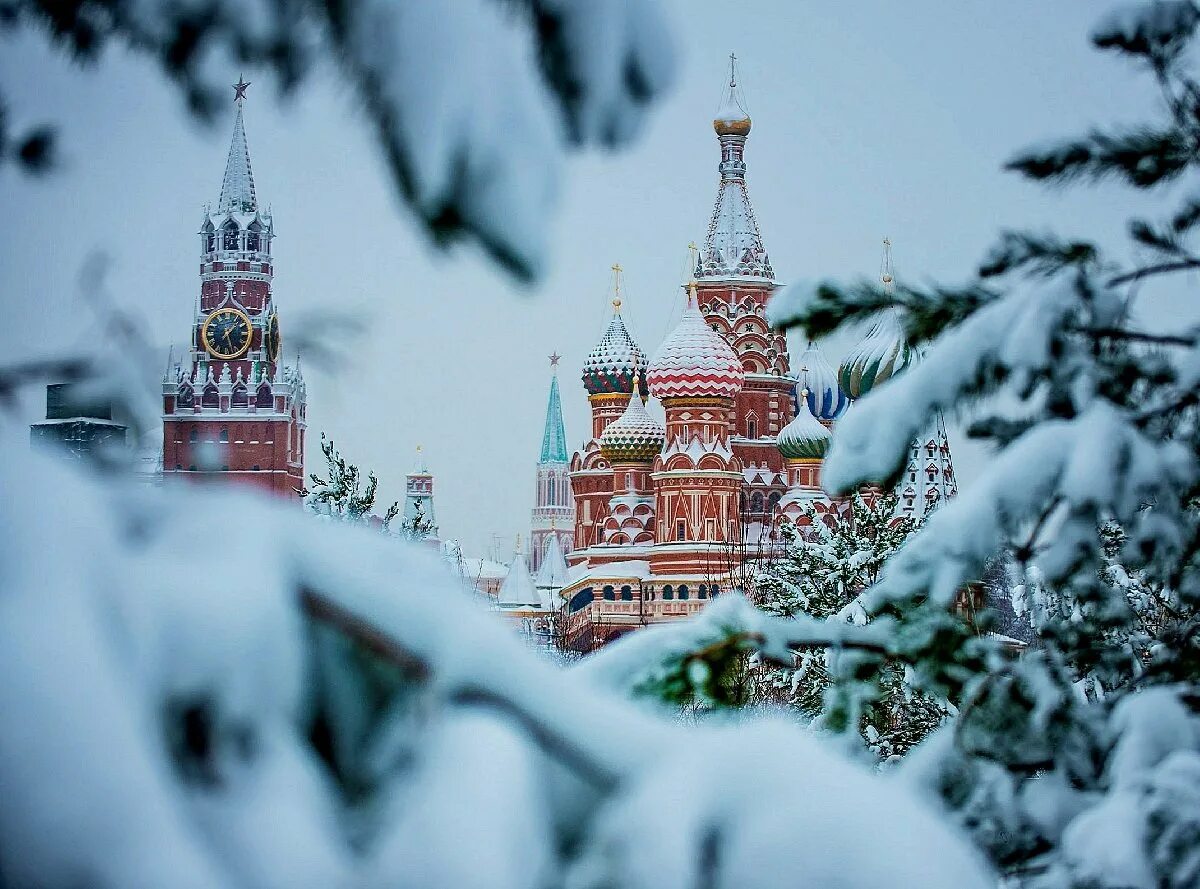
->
647;290;745;400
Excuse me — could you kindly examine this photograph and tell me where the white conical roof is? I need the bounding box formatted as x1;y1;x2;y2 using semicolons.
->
498;543;542;609
534;534;570;590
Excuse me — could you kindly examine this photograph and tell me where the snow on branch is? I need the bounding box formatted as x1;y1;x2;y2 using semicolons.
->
0;440;992;888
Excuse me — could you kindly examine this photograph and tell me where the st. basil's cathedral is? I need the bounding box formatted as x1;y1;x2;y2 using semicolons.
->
508;66;958;652
120;70;956;655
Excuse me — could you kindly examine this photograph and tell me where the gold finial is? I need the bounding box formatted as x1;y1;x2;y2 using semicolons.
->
416;444;423;453
515;532;522;553
687;241;699;272
729;52;737;89
611;262;624;312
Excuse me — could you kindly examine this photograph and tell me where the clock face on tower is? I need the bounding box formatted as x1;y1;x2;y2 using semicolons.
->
265;311;281;362
202;307;253;360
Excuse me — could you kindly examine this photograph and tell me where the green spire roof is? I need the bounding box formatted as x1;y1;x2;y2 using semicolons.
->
539;373;569;463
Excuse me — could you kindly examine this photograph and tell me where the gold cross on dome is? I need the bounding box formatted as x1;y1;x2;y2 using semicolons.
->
611;262;624;304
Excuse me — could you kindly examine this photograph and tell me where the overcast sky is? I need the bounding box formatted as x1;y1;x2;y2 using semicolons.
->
0;2;1187;558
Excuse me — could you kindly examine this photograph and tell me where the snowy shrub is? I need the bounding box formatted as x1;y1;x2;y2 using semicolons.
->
0;441;997;888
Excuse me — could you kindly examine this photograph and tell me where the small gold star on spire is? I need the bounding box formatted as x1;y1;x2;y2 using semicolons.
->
549;351;561;368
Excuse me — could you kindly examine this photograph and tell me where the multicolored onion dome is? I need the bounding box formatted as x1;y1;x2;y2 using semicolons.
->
777;397;831;460
582;302;648;396
647;291;745;400
599;386;666;463
838;310;910;400
796;340;847;420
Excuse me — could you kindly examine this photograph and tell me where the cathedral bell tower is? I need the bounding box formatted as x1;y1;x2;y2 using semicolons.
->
161;78;307;496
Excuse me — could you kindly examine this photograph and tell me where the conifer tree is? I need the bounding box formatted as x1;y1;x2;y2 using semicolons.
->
752;494;948;758
298;433;399;528
757;5;1200;883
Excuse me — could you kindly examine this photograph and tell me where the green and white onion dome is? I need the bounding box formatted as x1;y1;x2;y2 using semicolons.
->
599;386;666;463
582;302;647;397
838;310;910;399
796;340;847;420
777;397;831;460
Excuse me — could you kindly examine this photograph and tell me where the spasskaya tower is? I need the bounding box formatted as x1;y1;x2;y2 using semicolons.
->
161;78;307;496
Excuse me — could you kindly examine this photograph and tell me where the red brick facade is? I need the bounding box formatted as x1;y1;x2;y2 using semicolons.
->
161;99;306;499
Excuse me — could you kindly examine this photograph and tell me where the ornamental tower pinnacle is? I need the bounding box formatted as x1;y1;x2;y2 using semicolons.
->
693;58;792;526
161;79;307;496
531;353;574;572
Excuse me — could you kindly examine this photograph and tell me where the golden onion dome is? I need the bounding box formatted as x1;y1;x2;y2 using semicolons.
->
714;95;751;136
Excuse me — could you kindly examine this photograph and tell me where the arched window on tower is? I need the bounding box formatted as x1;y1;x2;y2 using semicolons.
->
750;492;765;514
203;222;215;253
620;585;633;601
202;384;219;408
603;585;615;601
662;585;674;600
222;220;240;251
246;221;262;253
231;385;248;408
768;491;782;514
256;383;272;408
747;418;758;440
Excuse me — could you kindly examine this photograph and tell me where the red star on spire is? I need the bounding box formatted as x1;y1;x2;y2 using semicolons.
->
233;76;251;103
549;351;561;367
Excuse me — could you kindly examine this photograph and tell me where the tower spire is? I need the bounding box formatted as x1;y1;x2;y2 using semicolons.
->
699;56;771;281
539;356;569;463
219;78;257;214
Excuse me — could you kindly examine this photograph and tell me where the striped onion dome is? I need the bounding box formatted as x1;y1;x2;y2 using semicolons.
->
583;302;647;396
599;384;666;463
796;340;847;420
777;396;830;460
647;287;744;400
838;310;910;399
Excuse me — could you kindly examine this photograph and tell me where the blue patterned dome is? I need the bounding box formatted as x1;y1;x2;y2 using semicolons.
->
795;340;847;420
582;301;648;397
838;310;910;400
777;397;830;460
